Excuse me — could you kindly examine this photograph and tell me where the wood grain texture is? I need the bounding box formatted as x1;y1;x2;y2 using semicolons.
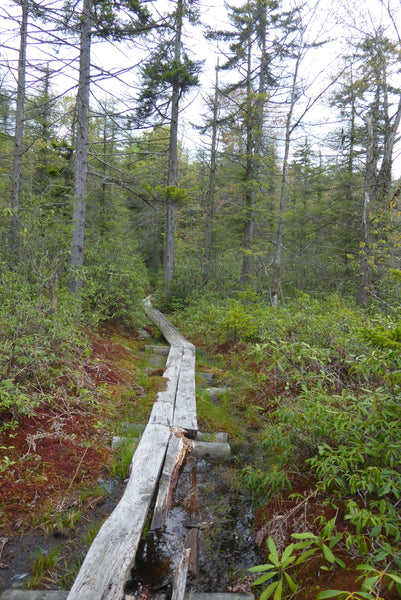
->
67;302;197;600
174;346;197;434
171;548;191;600
151;433;187;530
66;425;171;600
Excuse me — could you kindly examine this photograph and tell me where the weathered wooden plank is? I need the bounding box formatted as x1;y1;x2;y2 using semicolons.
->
145;307;185;347
0;593;68;600
174;346;197;435
151;432;188;530
171;548;191;600
144;299;192;349
187;528;198;577
165;345;184;369
149;349;183;426
66;424;171;600
149;401;174;426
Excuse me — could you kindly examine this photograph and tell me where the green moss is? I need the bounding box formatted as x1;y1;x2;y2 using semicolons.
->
196;388;242;441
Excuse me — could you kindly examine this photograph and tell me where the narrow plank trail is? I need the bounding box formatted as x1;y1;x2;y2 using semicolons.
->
66;299;198;600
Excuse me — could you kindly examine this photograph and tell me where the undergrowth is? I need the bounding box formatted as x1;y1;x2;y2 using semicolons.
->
173;291;401;599
0;271;88;434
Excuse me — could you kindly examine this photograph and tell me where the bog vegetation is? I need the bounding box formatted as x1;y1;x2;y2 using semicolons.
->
176;292;401;598
1;0;401;597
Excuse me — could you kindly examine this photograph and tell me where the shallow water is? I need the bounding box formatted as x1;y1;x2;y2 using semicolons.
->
126;452;261;597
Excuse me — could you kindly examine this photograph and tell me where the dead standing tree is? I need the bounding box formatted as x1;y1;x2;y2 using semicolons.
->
10;0;28;264
69;0;92;295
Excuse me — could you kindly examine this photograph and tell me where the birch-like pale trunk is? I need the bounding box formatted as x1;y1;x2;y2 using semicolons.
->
357;116;375;307
10;0;28;263
203;62;219;283
69;0;92;295
164;0;183;295
376;94;401;205
270;52;301;307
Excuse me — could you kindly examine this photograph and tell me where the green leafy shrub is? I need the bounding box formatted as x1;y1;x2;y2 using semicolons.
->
0;270;87;427
82;235;149;328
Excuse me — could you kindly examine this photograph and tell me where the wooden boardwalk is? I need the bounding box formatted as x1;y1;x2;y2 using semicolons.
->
66;300;197;600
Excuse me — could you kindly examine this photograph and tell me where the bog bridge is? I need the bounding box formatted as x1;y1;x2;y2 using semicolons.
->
67;300;199;600
1;301;238;600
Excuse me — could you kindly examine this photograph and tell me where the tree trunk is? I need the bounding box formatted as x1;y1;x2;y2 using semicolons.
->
203;62;219;283
164;0;183;295
10;0;28;263
271;51;300;307
240;36;255;288
357;116;375;307
376;96;401;205
69;0;92;295
240;0;268;288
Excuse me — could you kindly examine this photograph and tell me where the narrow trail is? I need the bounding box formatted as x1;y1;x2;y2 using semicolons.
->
0;304;258;600
66;300;198;600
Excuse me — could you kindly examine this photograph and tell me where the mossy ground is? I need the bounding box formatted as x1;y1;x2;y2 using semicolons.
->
0;320;165;592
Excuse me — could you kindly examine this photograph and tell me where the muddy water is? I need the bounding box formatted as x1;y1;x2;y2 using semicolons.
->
126;452;260;597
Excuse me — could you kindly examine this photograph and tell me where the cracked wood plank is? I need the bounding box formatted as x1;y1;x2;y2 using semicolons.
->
66;424;171;600
151;432;188;530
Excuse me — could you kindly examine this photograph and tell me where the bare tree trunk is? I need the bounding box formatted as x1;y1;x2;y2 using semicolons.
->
203;62;219;284
69;0;92;295
377;97;401;205
164;0;183;295
10;0;28;264
271;52;300;307
357;116;375;307
240;36;255;288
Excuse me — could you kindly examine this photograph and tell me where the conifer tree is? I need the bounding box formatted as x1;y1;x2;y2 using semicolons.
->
207;0;278;288
136;0;202;295
67;0;152;295
10;0;28;264
331;27;401;305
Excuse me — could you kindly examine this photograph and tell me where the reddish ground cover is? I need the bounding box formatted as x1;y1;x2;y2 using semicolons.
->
0;328;137;534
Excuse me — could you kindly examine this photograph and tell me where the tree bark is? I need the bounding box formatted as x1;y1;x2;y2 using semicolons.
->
164;0;183;295
271;51;301;307
203;62;219;283
240;0;268;288
69;0;92;295
357;116;374;307
10;0;28;263
240;35;255;288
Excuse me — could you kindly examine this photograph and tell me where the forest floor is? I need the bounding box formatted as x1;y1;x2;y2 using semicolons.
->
1;318;399;599
0;321;167;593
0;320;262;596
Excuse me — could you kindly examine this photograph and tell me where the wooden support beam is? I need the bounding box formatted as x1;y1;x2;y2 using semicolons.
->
171;548;191;600
187;528;198;578
189;441;231;459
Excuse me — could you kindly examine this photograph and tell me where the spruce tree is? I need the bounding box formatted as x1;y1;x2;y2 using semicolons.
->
135;0;202;296
207;0;278;288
